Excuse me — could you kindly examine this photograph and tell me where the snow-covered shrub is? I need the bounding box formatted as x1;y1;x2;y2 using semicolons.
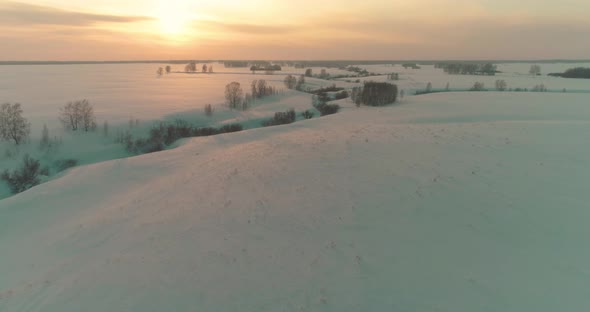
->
54;159;78;172
314;103;340;116
1;154;41;194
334;90;349;100
301;110;314;119
218;124;243;133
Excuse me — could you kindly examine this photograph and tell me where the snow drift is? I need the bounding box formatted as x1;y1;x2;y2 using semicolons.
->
1;92;590;311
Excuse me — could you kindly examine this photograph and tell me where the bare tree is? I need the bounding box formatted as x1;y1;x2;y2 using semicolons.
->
156;67;164;77
251;80;258;99
202;64;208;72
495;80;507;91
165;65;171;74
426;82;432;93
103;121;109;136
59;100;96;132
0;103;31;145
296;75;305;90
204;104;213;116
208;66;213;73
529;65;541;76
40;124;49;149
256;80;267;98
225;82;244;109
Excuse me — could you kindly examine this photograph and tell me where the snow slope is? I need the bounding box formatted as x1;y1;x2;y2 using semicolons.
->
1;92;590;311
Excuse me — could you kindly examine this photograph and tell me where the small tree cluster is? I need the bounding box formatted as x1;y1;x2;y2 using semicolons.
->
387;73;399;80
0;103;31;145
305;68;313;77
355;82;398;106
437;63;496;75
284;75;297;89
531;84;547;92
1;154;41;194
312;95;340;116
470;82;486;91
122;120;243;154
59;99;96;131
261;109;296;127
251;80;278;99
185;62;197;73
301;110;314;119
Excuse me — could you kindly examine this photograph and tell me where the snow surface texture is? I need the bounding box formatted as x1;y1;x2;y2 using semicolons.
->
1;92;590;311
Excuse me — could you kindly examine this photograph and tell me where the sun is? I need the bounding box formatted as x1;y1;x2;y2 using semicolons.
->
159;15;187;35
154;2;194;38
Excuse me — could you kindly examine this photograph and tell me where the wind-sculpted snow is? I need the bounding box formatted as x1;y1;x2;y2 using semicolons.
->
1;93;589;311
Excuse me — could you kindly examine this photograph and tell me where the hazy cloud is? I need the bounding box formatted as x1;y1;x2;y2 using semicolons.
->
194;20;299;35
0;1;154;27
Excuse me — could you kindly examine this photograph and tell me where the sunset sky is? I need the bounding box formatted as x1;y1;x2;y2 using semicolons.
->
1;0;589;60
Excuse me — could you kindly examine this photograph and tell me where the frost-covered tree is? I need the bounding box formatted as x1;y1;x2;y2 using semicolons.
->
0;103;31;145
225;82;244;110
59;99;96;132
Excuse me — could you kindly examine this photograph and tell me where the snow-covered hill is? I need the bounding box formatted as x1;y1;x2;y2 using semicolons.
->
1;92;589;311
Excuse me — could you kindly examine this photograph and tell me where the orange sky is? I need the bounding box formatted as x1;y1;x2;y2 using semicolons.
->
1;0;589;60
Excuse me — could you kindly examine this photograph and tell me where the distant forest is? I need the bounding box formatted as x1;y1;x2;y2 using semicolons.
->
548;67;590;79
